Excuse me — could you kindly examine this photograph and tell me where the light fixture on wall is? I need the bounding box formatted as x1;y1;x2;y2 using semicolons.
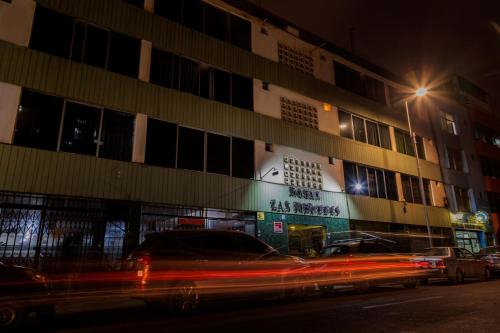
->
260;167;279;180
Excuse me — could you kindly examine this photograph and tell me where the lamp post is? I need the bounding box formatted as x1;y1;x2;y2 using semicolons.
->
404;87;433;247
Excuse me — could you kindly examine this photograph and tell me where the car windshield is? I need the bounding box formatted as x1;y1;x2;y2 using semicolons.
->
422;248;449;256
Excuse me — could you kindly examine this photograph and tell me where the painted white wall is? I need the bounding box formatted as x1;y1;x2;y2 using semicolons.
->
139;40;152;82
255;140;344;192
253;78;339;136
0;0;36;47
132;113;148;163
0;82;21;144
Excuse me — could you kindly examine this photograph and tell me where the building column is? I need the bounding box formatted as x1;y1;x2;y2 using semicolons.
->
0;83;21;144
0;0;36;47
395;173;404;202
139;40;152;82
132;113;147;163
389;126;398;152
144;0;155;12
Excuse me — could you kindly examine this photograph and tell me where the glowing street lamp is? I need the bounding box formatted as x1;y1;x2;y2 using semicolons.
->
405;87;433;247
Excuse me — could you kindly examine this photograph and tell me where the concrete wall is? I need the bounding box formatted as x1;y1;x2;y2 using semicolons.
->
0;0;35;47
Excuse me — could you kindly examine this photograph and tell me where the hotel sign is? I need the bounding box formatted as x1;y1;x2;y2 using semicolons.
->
269;186;341;217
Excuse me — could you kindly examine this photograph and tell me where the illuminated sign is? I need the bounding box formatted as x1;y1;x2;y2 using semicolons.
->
273;221;283;233
269;186;341;217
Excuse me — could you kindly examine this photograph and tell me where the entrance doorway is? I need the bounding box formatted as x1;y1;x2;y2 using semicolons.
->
455;230;481;253
287;224;326;257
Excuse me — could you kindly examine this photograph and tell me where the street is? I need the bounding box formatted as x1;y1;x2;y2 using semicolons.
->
26;279;500;333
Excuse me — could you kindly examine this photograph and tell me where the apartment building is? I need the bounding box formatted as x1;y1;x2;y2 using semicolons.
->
0;0;487;270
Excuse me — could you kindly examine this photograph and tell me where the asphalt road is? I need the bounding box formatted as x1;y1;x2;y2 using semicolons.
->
27;279;500;333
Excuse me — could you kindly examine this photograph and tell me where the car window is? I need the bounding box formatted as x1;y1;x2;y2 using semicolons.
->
453;248;464;258
460;248;475;259
358;242;393;254
179;234;270;254
321;245;350;257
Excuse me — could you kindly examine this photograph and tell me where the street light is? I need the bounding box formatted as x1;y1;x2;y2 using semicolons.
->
404;87;433;247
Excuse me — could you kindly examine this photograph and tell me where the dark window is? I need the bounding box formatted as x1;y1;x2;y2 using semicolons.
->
150;48;180;89
364;76;386;104
231;73;253;111
206;133;230;175
401;175;413;203
70;21;86;62
232;137;254;179
99;110;134;161
376;169;386;199
229;14;251;51
60;102;101;156
416;136;425;159
447;146;463;171
14;90;63;151
154;0;182;23
213;68;231;104
30;6;74;58
204;4;227;41
402;175;425;204
177;127;204;171
395;129;414;156
423;180;431;205
82;25;109;69
385;171;398;201
338;110;353;139
145;119;177;168
199;64;211;99
454;187;470;212
356;166;369;195
108;32;140;78
411;177;422;204
367;168;377;197
378;124;391;149
179;57;200;95
334;61;363;95
352;116;366;143
404;133;414;156
366;121;380;147
343;161;357;194
122;0;144;8
183;0;203;32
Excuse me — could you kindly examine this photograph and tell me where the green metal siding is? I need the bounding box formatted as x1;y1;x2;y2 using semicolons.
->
0;144;450;228
0;40;442;180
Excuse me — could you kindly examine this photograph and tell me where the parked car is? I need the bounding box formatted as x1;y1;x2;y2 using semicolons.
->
412;247;491;283
477;246;500;276
316;239;423;291
124;230;309;313
0;262;54;331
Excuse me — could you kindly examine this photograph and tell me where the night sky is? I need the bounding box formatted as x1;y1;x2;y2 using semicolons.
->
249;0;500;112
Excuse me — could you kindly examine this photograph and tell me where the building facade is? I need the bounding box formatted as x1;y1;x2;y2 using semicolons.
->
0;0;491;271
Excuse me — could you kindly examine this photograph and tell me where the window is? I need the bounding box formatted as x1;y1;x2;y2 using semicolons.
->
474;123;500;148
378;124;391;150
416;136;426;159
154;0;182;23
231;74;253;111
232;138;254;179
60;102;101;156
440;111;458;135
229;14;251;51
30;5;74;58
14;90;63;151
280;97;318;129
99;110;134;161
182;0;203;32
454;186;470;212
401;175;431;204
338;110;353;139
446;146;463;171
344;162;397;201
31;7;140;78
177;127;204;171
366;121;380;147
352;116;366;143
107;32;141;78
278;43;314;75
206;133;230;176
213;68;231;104
204;3;227;41
385;171;398;200
334;61;363;95
394;129;414;156
179;57;200;95
284;157;322;189
150;48;180;89
145;119;177;168
364;76;386;104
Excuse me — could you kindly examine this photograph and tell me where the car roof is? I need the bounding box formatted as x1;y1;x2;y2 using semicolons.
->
144;229;254;239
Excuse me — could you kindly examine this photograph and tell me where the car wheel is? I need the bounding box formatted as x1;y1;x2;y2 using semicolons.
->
482;268;492;281
168;282;200;314
452;269;464;284
0;303;22;330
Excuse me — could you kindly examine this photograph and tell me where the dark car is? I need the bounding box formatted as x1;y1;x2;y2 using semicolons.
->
316;239;423;291
0;262;54;330
412;247;491;283
124;230;308;313
478;246;500;275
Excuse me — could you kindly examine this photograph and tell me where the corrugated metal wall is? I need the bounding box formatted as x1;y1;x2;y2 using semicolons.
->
0;40;442;180
0;144;449;226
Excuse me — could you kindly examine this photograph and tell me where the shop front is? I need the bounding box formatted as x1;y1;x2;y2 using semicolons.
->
255;185;350;256
450;211;491;253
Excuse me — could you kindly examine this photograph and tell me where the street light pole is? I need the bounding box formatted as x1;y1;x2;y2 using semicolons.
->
404;99;433;247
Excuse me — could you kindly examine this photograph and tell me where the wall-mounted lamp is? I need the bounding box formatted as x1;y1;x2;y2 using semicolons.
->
260;167;279;180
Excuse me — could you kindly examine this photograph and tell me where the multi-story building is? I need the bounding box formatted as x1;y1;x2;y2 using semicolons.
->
0;0;490;270
435;75;500;247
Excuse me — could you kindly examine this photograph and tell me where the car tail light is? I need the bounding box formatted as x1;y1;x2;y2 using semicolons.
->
435;260;446;269
135;254;151;286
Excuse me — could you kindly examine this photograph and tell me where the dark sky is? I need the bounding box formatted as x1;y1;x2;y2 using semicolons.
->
249;0;500;112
